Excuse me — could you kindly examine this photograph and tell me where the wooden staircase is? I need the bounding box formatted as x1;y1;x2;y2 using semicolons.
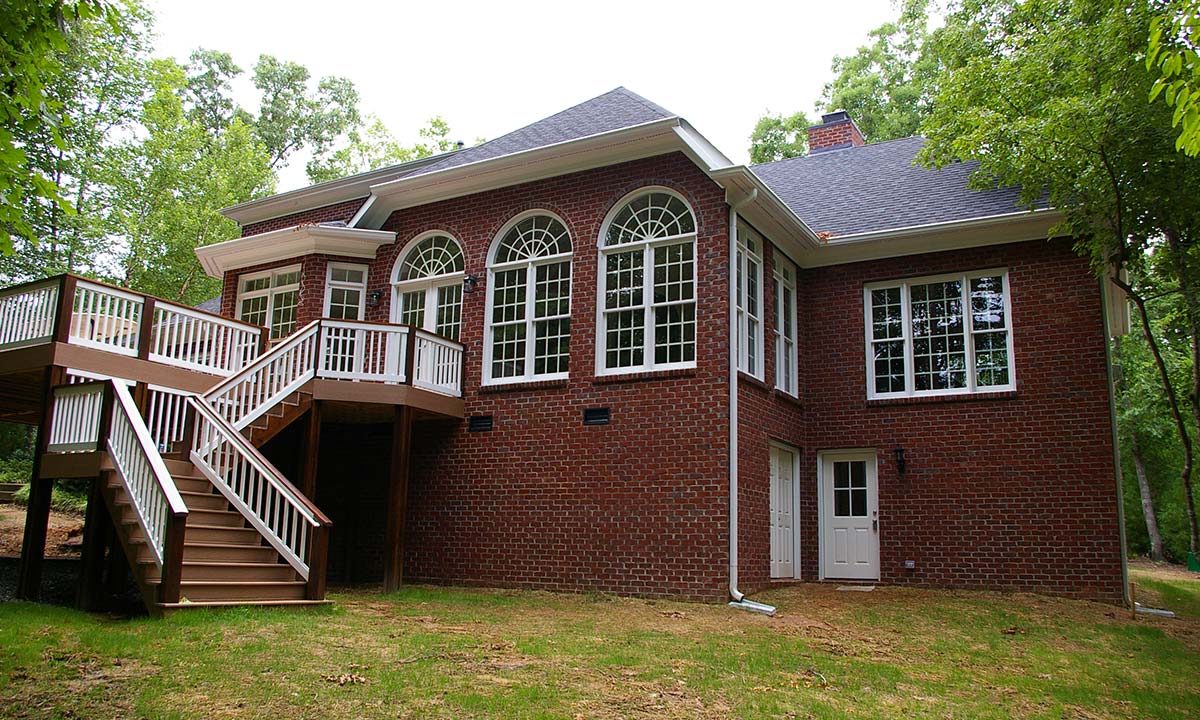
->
103;457;317;610
244;389;312;447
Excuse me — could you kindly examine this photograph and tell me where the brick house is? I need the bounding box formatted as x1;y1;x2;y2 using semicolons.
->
2;89;1127;612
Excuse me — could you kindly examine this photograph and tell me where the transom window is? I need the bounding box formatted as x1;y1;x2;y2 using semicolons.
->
864;269;1015;399
237;265;300;340
391;233;465;340
597;189;697;374
484;213;572;384
324;263;367;321
736;221;764;379
774;253;799;396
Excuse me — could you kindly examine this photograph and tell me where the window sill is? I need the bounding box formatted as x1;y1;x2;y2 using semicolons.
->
478;379;570;394
866;389;1018;407
592;368;698;385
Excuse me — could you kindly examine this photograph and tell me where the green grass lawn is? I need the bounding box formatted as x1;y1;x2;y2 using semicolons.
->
0;568;1197;719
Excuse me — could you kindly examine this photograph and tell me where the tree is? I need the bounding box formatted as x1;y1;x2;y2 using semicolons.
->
0;0;151;282
306;115;458;183
919;0;1200;565
748;112;811;164
0;0;112;255
820;0;938;142
1148;1;1200;156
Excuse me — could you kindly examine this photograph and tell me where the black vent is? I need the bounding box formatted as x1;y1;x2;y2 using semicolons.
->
582;407;611;426
468;415;494;432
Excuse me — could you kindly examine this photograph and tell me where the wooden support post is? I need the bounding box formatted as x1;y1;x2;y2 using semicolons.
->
383;406;413;593
300;400;321;498
16;366;65;600
76;476;109;610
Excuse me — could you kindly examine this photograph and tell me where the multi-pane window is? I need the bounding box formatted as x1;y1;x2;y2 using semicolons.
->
391;233;464;340
485;213;572;383
736;221;764;379
774;254;799;396
237;266;301;340
324;263;367;320
864;269;1014;399
598;189;697;374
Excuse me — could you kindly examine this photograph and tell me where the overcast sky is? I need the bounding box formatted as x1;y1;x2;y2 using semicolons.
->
148;0;898;191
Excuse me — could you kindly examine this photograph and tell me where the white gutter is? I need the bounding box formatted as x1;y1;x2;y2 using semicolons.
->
728;190;776;616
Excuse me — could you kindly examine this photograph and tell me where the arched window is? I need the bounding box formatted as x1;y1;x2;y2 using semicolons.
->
390;233;465;340
484;212;572;383
597;189;697;374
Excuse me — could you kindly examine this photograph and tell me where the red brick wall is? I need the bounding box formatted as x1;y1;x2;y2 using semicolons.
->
240;197;367;237
373;153;733;600
793;238;1122;602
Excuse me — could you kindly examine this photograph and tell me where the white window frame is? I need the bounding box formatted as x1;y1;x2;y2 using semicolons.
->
389;231;466;340
323;262;368;320
595;186;699;377
774;252;799;397
736;220;765;380
863;268;1016;400
482;210;573;386
236;264;301;340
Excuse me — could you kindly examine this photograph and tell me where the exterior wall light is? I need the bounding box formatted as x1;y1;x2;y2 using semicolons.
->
893;447;907;474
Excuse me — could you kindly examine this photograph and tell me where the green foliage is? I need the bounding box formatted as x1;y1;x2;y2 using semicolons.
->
747;112;811;164
305;115;458;184
0;0;111;255
820;0;938;142
1147;1;1200;156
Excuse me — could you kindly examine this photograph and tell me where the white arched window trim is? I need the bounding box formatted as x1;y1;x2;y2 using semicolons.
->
389;231;466;341
483;209;573;386
594;186;698;376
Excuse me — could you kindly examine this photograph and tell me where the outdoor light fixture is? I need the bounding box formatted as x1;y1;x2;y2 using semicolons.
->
893;447;907;474
367;290;382;307
463;274;479;293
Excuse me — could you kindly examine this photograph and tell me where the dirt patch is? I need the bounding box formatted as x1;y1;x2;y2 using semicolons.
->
0;504;84;558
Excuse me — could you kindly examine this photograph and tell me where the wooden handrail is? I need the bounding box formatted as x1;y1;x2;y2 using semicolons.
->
187;396;331;527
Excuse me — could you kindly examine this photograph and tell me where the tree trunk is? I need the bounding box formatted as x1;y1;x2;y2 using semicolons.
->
1163;229;1200;559
1130;430;1165;562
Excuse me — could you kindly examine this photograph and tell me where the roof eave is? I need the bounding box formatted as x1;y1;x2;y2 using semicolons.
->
353;117;687;228
797;207;1065;268
194;224;397;278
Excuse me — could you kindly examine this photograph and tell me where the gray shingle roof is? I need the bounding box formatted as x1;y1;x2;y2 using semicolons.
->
752;136;1036;237
407;87;675;178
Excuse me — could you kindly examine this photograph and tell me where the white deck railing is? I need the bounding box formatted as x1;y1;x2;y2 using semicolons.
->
318;320;408;383
45;381;187;570
150;303;262;376
0;279;59;349
188;396;325;580
69;280;143;356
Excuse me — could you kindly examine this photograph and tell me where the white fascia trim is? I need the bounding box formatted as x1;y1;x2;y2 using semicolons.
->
219;154;447;226
194;224;397;278
797;207;1065;268
353;118;686;228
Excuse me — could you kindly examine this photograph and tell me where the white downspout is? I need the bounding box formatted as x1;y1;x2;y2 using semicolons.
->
727;189;775;616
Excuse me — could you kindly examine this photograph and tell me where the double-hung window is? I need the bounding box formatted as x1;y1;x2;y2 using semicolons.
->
237;265;301;339
485;213;572;384
864;269;1015;399
736;221;764;379
324;263;367;320
598;189;697;374
774;253;798;396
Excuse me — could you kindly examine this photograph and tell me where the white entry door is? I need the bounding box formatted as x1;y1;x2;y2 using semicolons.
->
770;444;799;578
820;452;879;580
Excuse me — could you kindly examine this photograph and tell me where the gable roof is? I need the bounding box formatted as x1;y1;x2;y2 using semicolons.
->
405;88;675;179
751;136;1036;238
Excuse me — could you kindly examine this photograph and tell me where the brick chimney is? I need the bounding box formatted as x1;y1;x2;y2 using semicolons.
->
808;111;865;154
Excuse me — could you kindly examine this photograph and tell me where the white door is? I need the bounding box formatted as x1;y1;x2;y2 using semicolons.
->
820;452;879;580
770;444;798;578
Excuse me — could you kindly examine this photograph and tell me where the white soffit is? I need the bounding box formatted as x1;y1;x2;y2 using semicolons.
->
194;224;397;278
